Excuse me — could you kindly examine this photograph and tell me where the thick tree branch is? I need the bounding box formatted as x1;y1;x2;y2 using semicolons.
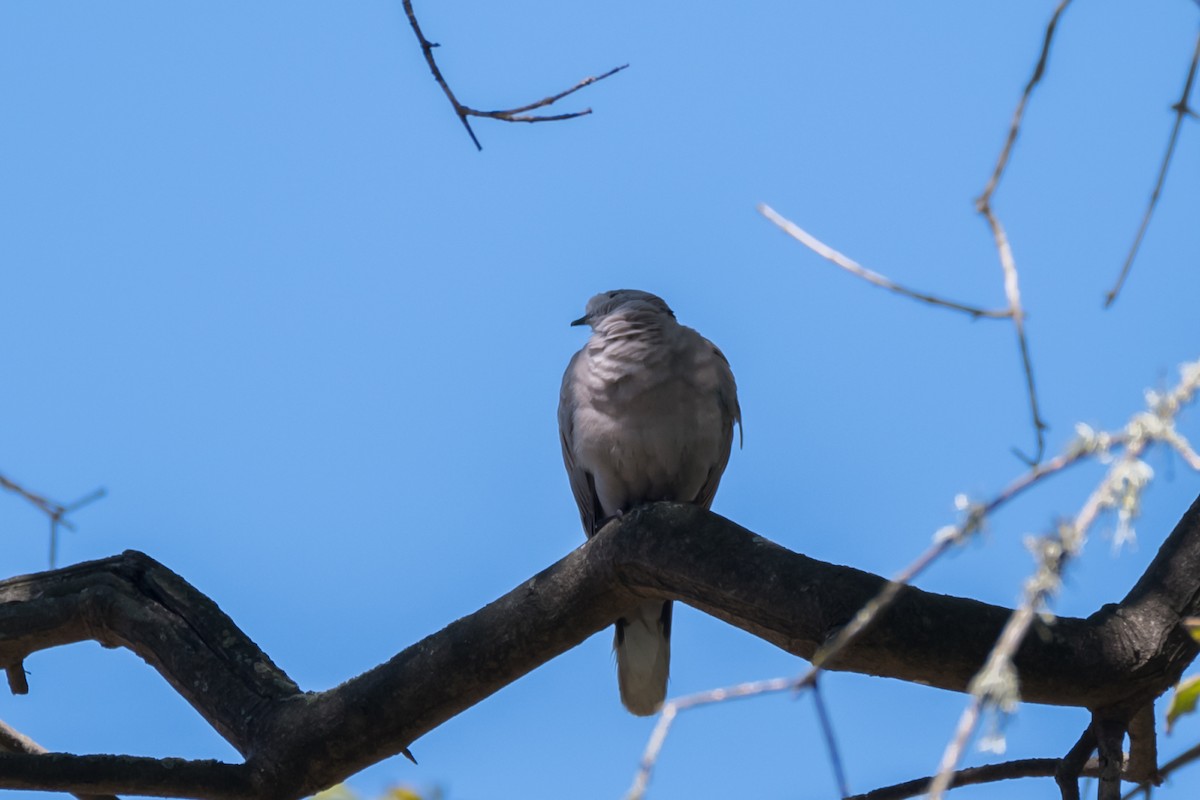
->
0;718;120;800
0;754;251;800
1;497;1199;798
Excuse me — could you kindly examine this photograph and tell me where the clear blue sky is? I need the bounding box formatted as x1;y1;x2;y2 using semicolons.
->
2;2;1199;799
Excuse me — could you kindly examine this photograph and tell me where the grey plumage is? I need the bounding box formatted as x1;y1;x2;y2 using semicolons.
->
558;289;741;715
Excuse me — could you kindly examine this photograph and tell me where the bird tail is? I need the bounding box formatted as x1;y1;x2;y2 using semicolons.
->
615;600;672;716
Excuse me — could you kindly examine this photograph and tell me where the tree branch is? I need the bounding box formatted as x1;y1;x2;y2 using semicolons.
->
0;718;120;800
848;756;1104;800
0;472;106;566
1;496;1199;798
401;0;626;150
757;204;1011;320
0;753;252;800
1106;29;1200;307
1056;725;1098;800
973;0;1074;464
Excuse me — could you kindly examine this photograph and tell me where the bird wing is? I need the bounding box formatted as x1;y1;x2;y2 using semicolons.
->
558;349;604;537
692;341;741;511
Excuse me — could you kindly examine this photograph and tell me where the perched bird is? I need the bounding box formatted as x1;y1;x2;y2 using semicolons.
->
558;289;741;715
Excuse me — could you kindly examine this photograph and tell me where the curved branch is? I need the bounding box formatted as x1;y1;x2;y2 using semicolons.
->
0;497;1199;798
848;756;1103;800
1106;29;1200;307
0;753;252;800
402;0;626;150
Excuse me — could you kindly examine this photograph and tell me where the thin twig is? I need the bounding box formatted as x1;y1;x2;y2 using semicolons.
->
625;678;794;800
977;0;1073;205
401;0;626;150
1105;29;1200;307
757;205;1011;320
811;676;849;798
628;359;1199;800
0;474;106;566
973;1;1073;465
981;208;1047;465
847;756;1104;800
811;426;1119;672
470;64;629;119
926;359;1200;799
625;425;1107;799
762;6;1071;463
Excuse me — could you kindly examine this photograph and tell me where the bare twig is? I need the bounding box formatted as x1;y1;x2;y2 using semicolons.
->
762;7;1069;463
983;209;1046;465
977;0;1074;204
812;420;1123;671
626;422;1117;799
625;678;795;800
925;529;1069;800
757;205;1011;320
0;473;106;566
1106;30;1200;307
625;355;1198;800
811;676;849;798
401;0;627;150
926;359;1200;799
973;1;1074;465
847;756;1105;800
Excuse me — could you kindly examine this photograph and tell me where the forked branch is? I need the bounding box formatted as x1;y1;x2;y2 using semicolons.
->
0;472;105;566
402;0;626;150
1;496;1200;798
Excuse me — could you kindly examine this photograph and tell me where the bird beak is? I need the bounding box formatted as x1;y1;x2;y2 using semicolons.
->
570;315;589;327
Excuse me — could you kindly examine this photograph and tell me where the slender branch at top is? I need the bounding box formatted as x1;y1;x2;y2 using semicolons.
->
976;0;1073;207
1105;29;1200;307
401;0;626;150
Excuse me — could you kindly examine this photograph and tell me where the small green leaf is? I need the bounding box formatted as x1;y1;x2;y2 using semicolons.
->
385;789;424;800
1183;617;1200;643
1166;674;1200;733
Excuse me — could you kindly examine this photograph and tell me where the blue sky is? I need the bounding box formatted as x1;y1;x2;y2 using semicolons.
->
2;2;1199;799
